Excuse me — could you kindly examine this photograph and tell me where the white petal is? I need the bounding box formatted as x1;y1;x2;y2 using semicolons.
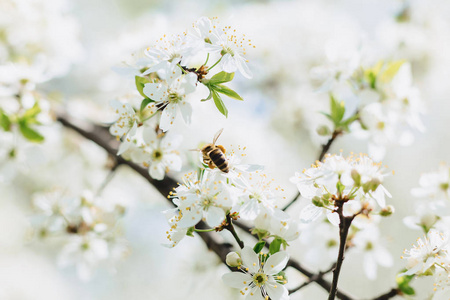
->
159;103;177;132
327;211;340;226
143;83;167;102
161;134;183;150
236;56;252;79
246;286;264;300
205;206;226;227
163;154;182;172
178;206;203;228
221;54;237;73
363;253;377;280
263;251;289;275
142;127;158;145
149;162;165;180
179;101;193;124
299;204;323;223
222;272;252;289
266;283;288;300
239;198;260;220
374;246;393;267
241;246;260;273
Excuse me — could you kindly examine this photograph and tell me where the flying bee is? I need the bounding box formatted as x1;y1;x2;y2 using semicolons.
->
201;128;229;173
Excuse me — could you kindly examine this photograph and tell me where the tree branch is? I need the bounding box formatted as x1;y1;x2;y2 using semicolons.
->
328;202;355;300
369;288;400;300
56;113;355;300
282;130;342;211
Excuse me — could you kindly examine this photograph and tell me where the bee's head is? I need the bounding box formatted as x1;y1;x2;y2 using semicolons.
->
201;144;214;155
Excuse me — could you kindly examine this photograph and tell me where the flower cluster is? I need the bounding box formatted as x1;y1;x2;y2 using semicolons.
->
109;17;253;180
291;153;392;225
222;246;289;300
0;0;81;144
316;57;425;160
401;230;450;292
109;103;183;180
405;163;450;234
32;189;128;280
163;133;298;249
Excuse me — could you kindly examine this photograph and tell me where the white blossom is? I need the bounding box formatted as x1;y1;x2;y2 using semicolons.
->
222;246;289;300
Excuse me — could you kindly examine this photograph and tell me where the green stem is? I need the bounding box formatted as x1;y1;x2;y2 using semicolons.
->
203;53;210;66
177;64;187;74
206;56;222;72
194;228;216;232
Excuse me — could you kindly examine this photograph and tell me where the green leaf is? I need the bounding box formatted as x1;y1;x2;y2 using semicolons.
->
212;91;228;117
329;94;345;126
140;98;155;112
253;241;265;254
18;121;44;143
380;60;405;83
21;102;42;125
209;72;234;85
135;76;150;98
201;87;213;102
396;271;415;295
340;113;359;132
0;110;11;131
269;238;282;254
251;228;270;241
214;84;243;100
336;181;345;196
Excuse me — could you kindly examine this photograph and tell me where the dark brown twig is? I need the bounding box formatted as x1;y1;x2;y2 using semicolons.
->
369;288;401;300
328;201;356;300
282;130;342;211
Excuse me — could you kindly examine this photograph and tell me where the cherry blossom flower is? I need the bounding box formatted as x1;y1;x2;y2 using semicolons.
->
222;246;289;300
128;127;182;180
143;70;197;132
291;153;391;225
173;171;235;228
400;229;450;277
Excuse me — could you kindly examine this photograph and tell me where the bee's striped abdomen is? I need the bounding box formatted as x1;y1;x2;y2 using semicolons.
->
209;148;229;173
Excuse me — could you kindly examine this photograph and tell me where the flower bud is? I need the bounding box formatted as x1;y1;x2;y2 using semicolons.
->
312;196;324;207
316;125;331;136
421;214;438;230
351;169;361;186
380;205;395;216
226;252;242;267
363;178;381;193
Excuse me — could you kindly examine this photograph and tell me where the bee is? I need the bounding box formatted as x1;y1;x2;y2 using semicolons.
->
201;129;229;173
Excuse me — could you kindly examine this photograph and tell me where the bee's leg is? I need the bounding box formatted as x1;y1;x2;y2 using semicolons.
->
208;161;216;169
217;145;226;154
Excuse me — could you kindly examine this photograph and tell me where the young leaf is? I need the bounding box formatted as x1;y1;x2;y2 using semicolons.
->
0;110;11;131
23;102;41;121
209;72;235;85
19;121;44;143
135;76;150;98
396;272;415;295
269;238;282;254
140;98;155;112
214;84;243;100
253;241;265;254
212;91;228;117
201;86;213;102
380;60;405;83
329;94;345;126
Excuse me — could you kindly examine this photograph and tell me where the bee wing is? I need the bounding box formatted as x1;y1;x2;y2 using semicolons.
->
212;128;224;145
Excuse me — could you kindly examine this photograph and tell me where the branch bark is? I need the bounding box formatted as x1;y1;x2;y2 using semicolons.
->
56;114;356;299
